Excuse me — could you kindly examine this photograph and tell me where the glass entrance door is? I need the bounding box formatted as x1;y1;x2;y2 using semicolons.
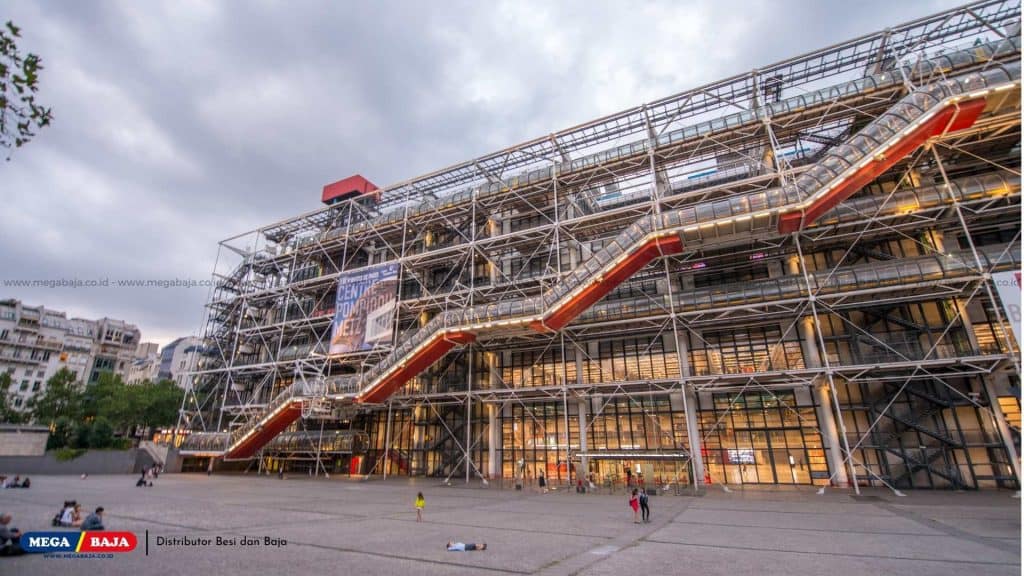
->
701;392;828;485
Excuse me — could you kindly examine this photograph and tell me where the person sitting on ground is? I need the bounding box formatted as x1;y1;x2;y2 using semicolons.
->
59;502;75;526
2;476;18;489
0;513;24;556
18;477;29;489
62;503;84;527
446;541;486;551
54;501;73;527
80;507;105;531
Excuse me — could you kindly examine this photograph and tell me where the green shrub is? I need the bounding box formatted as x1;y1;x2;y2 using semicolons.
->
54;447;86;461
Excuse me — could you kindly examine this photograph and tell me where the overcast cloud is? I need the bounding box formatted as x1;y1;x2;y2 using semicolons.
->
2;0;963;346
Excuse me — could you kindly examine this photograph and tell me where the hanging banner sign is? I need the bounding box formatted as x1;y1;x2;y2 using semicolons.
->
329;263;399;354
992;270;1021;348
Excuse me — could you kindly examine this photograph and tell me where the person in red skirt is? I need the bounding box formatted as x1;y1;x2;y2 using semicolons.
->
629;488;640;523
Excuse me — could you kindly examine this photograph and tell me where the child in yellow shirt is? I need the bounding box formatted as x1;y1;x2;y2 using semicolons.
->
415;492;425;522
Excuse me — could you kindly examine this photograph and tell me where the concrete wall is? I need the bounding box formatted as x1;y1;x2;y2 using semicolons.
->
0;426;49;456
0;448;152;475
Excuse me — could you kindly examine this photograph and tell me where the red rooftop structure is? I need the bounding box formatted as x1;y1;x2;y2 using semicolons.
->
321;174;381;205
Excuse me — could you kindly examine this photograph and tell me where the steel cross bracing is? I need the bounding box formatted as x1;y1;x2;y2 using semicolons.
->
178;2;1021;489
193;61;1024;448
280;62;1022;408
190;61;1015;385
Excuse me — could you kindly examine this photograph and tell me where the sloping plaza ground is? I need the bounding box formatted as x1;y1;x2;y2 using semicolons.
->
0;474;1019;575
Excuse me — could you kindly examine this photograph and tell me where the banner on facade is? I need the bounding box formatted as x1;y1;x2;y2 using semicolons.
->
329;263;399;354
992;270;1022;348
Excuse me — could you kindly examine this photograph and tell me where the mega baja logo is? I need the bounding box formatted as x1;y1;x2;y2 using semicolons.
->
23;531;138;554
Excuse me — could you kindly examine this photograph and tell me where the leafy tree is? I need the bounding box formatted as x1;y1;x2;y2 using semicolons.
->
80;374;182;435
30;371;184;448
46;416;76;450
138;379;183;429
72;420;91;449
88;417;115;449
0;21;52;158
0;372;26;423
28;368;82;425
83;372;132;427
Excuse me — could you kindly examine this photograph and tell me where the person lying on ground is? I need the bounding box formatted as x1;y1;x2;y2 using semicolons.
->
446;541;486;551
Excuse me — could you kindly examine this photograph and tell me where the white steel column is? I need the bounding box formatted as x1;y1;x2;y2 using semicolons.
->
674;329;705;492
383;401;393;480
488;404;499;479
412;405;425;476
788;255;850;487
682;383;704;492
466;346;473;484
577;399;588;479
487;351;501;479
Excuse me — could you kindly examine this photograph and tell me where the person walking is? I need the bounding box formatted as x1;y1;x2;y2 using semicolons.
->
538;471;547;494
629;489;640;524
415;492;425;522
639;488;651;523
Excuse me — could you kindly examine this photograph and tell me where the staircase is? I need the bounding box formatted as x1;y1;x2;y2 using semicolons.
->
867;382;970;489
885;445;965;489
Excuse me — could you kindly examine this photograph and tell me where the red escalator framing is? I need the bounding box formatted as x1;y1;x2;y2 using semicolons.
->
778;98;986;234
530;235;684;333
358;331;477;404
225;400;303;460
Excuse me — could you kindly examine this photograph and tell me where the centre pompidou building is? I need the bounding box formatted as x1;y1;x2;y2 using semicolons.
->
179;0;1022;492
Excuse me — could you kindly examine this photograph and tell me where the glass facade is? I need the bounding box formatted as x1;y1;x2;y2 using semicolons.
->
358;289;1020;491
698;391;829;485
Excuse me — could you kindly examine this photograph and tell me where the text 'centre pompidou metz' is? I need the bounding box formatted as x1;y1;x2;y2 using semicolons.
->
178;0;1023;493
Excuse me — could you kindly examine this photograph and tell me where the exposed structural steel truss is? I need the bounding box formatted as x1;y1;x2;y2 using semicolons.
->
179;1;1022;491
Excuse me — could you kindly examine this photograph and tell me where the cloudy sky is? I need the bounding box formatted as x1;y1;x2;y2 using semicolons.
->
3;0;964;347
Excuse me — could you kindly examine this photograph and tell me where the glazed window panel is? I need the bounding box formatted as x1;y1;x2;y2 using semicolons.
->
698;391;828;486
690;327;804;375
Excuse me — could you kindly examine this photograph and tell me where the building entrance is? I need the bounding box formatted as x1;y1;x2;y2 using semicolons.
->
699;392;830;486
577;454;692;492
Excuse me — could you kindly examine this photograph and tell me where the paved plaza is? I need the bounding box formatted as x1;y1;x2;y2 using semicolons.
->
0;474;1020;575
